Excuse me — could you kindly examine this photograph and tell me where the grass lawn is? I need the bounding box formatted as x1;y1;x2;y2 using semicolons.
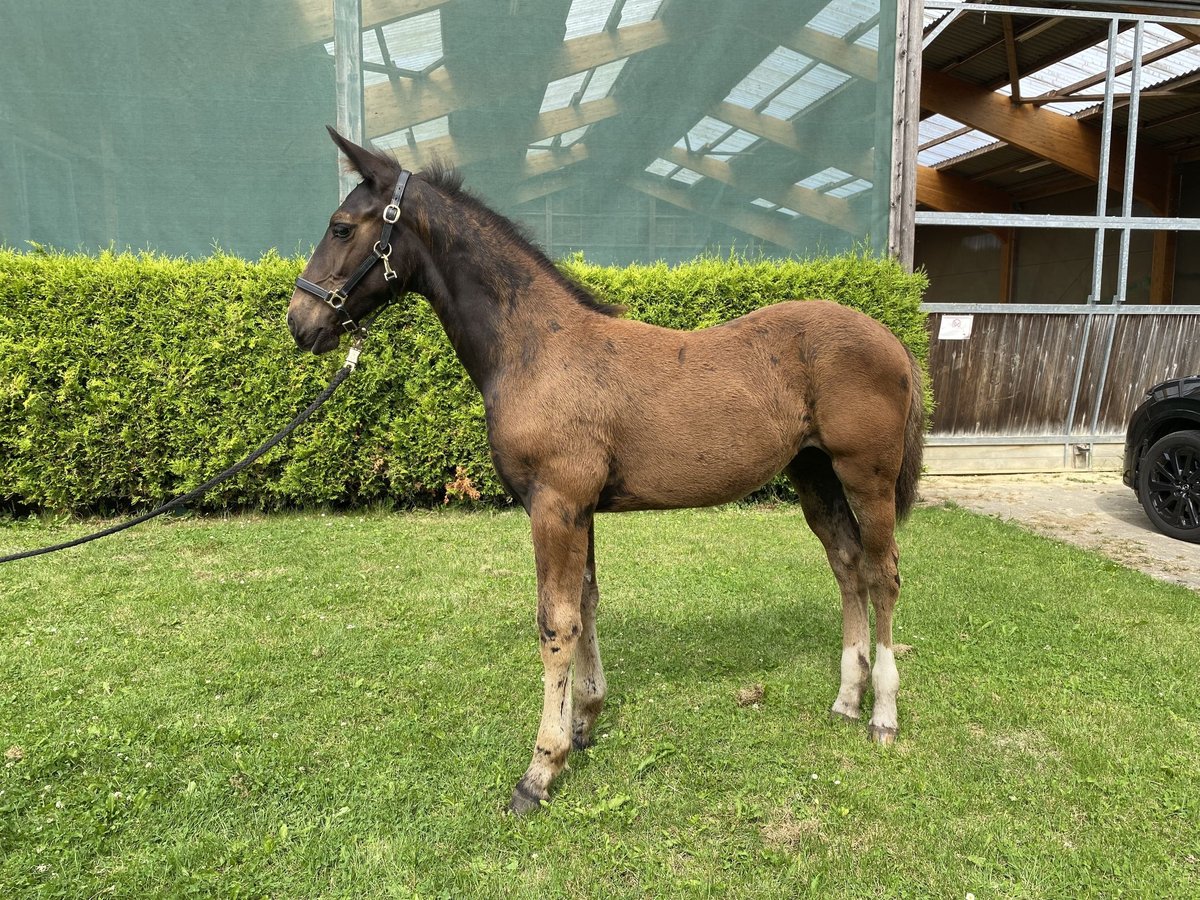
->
1;504;1198;898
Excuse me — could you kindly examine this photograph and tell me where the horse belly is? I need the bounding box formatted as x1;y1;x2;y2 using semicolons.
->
600;411;804;511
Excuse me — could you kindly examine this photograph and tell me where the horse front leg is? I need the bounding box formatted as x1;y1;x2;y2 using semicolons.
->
572;521;607;750
508;489;590;815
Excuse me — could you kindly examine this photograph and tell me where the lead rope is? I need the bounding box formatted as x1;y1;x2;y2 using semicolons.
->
0;337;365;565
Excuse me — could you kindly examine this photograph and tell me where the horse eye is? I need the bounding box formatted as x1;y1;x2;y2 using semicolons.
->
331;223;353;240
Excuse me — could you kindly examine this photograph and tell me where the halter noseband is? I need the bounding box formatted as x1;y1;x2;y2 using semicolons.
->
295;170;412;334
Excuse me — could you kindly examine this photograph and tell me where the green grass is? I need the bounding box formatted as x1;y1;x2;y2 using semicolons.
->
1;505;1198;898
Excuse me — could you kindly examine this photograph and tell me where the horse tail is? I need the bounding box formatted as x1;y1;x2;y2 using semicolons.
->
894;348;925;523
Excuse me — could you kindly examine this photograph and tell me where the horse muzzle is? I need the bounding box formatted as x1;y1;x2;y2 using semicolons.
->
287;293;343;354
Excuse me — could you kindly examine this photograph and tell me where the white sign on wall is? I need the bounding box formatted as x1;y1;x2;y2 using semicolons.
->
938;314;974;340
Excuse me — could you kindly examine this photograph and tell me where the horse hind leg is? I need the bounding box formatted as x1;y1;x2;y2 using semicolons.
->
786;450;870;723
832;455;904;745
571;522;607;750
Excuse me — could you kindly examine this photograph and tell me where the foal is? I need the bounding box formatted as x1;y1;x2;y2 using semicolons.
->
287;130;925;814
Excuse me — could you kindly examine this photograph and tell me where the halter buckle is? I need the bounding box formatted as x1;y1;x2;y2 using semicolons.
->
375;241;398;281
383;203;401;224
327;289;348;310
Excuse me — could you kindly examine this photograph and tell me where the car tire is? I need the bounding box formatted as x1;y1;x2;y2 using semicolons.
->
1137;429;1200;543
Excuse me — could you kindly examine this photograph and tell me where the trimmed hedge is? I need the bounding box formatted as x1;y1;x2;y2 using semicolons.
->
0;249;927;514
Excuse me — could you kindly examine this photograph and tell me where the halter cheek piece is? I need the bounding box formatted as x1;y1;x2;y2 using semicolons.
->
294;170;411;334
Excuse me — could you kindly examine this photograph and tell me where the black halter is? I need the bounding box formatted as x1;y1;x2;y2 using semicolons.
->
295;170;412;334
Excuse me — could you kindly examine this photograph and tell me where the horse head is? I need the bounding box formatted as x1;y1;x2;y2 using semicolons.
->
288;128;419;353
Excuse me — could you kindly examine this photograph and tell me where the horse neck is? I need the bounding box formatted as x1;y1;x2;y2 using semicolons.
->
410;181;587;391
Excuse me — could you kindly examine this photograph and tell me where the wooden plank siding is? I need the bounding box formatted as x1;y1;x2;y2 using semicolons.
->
926;311;1200;438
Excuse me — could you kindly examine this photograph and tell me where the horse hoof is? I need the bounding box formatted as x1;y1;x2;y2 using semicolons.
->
507;781;547;816
571;733;593;751
868;724;898;745
829;706;860;724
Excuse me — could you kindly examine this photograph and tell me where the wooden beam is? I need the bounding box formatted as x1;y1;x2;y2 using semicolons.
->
999;229;1017;302
921;67;1174;212
663;147;859;234
625;175;805;253
292;0;450;44
367;18;670;134
916;165;1014;214
513;171;577;205
532;97;620;142
709;101;875;181
779;25;876;82
371;97;618;169
1151;172;1181;305
552;17;670;73
522;144;589;178
1002;15;1022;103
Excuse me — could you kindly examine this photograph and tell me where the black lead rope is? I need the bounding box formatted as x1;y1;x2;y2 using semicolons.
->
0;341;364;566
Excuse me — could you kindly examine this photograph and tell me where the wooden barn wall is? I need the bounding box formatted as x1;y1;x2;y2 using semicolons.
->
926;311;1200;438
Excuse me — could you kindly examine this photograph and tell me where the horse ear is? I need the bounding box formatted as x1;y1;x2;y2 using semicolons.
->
326;126;392;188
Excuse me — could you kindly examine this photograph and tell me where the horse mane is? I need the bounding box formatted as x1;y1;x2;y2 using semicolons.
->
362;146;621;317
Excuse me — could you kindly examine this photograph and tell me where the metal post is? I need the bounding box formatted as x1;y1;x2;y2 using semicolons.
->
1087;19;1145;446
1063;16;1120;463
334;0;364;201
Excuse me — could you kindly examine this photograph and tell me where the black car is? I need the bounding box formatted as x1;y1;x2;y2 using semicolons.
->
1123;376;1200;542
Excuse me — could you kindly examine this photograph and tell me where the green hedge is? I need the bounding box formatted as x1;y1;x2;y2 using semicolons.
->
0;249;927;514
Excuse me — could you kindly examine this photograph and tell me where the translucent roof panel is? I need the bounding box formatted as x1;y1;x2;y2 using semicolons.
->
373;116;449;152
558;125;590;147
854;24;880;51
618;0;664;29
710;128;759;159
751;197;776;209
645;158;677;177
411;116;449;143
827;178;872;198
763;63;851;119
540;70;589;113
564;0;618;40
807;0;879;40
382;11;444;72
995;23;1200;117
670;167;704;185
917;120;997;166
675;116;735;152
581;57;628;103
797;167;853;191
725;46;812;110
326;10;444;86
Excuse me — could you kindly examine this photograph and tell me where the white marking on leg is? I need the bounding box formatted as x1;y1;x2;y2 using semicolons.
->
869;643;899;733
832;643;869;719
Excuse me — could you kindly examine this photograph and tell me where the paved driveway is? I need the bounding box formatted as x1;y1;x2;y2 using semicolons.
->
918;473;1200;592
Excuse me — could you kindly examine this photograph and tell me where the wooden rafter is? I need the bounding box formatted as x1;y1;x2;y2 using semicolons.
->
1002;15;1021;103
624;174;805;254
662;147;859;235
532;97;620;142
778;25;876;82
292;0;450;44
523;144;589;178
708;101;875;181
921;67;1174;211
916;165;1014;214
366;18;670;135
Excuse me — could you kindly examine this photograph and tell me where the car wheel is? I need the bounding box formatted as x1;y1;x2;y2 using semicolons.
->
1137;429;1200;543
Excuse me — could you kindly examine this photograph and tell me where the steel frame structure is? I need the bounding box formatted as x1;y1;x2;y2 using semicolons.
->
919;1;1200;466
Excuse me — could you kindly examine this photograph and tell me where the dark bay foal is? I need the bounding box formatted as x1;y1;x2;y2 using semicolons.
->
287;130;925;814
